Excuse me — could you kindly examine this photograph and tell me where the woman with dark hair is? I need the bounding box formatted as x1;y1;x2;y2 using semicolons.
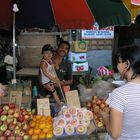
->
101;45;140;140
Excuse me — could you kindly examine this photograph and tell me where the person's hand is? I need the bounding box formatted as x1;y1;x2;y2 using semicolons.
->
98;108;110;124
52;77;60;84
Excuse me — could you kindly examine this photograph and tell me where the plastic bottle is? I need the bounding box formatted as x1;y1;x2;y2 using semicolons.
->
32;86;38;98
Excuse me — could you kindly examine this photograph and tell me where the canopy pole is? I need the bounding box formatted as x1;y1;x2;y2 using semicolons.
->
12;4;19;90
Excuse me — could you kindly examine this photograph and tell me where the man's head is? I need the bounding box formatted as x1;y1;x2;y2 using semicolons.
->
57;41;70;57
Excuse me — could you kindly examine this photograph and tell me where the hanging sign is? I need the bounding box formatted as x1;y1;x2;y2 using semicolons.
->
131;0;140;5
81;22;114;39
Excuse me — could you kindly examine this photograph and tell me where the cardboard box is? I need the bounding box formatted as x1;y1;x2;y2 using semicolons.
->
71;41;87;52
72;62;88;72
69;52;87;62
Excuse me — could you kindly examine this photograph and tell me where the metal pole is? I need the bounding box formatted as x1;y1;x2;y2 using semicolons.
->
12;11;16;90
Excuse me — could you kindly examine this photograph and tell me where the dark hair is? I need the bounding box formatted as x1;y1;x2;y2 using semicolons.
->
115;45;140;75
57;40;70;53
41;44;53;54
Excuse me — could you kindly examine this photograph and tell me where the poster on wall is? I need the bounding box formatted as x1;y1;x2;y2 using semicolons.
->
131;0;140;5
81;22;114;39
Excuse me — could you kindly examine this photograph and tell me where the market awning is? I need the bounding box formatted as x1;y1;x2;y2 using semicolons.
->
0;0;12;30
0;0;131;31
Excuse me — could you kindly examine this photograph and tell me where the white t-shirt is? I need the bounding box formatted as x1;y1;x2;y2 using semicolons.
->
109;82;140;140
4;55;18;71
40;59;55;84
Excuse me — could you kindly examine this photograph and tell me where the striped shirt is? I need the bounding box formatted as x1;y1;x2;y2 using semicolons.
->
109;82;140;140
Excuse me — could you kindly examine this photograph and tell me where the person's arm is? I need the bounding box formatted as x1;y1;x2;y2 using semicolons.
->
102;108;123;140
40;61;58;83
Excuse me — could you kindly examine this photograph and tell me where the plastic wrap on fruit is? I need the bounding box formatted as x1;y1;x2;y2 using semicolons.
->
65;124;75;135
70;117;79;127
76;124;87;135
68;106;77;116
53;126;64;136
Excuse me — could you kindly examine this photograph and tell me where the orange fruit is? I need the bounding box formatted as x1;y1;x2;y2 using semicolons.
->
33;128;41;135
46;132;53;139
43;127;49;133
39;123;46;129
38;132;46;139
32;134;38;140
27;128;34;136
30;121;36;127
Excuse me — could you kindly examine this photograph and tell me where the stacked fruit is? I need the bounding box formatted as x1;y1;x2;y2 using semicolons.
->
0;103;36;140
27;115;53;140
86;96;109;128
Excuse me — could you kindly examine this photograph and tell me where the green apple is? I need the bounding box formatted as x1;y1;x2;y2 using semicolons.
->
0;124;7;132
0;115;7;122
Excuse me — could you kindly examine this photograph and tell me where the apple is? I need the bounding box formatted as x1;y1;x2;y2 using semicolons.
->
0;115;7;122
9;123;16;130
4;129;11;137
97;121;104;127
31;108;36;115
8;136;16;140
18;116;24;123
23;135;30;140
24;115;29;121
100;103;105;109
15;136;23;140
22;123;28;130
3;105;9;111
14;112;20;118
0;106;3;114
21;109;28;116
9;103;16;109
96;99;102;105
0;136;7;140
0;124;7;132
1;110;8;115
13;118;17;125
8;109;15;115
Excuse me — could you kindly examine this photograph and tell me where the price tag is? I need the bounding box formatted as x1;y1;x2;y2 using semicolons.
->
37;98;50;116
65;90;81;108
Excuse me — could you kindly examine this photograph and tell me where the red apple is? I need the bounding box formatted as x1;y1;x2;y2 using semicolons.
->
1;110;8;115
9;103;16;109
8;136;16;140
15;136;23;140
100;103;105;109
9;123;16;130
3;129;11;137
21;109;28;116
0;106;3;114
96;99;102;105
0;136;7;140
18;115;24;123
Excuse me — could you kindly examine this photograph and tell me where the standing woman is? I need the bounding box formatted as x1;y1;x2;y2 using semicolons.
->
102;45;140;140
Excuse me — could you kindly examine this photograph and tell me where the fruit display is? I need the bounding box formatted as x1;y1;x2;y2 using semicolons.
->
53;106;93;137
0;103;36;140
86;96;109;129
27;115;53;139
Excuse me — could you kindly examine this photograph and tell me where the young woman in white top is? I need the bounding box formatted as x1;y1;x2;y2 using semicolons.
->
102;45;140;140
